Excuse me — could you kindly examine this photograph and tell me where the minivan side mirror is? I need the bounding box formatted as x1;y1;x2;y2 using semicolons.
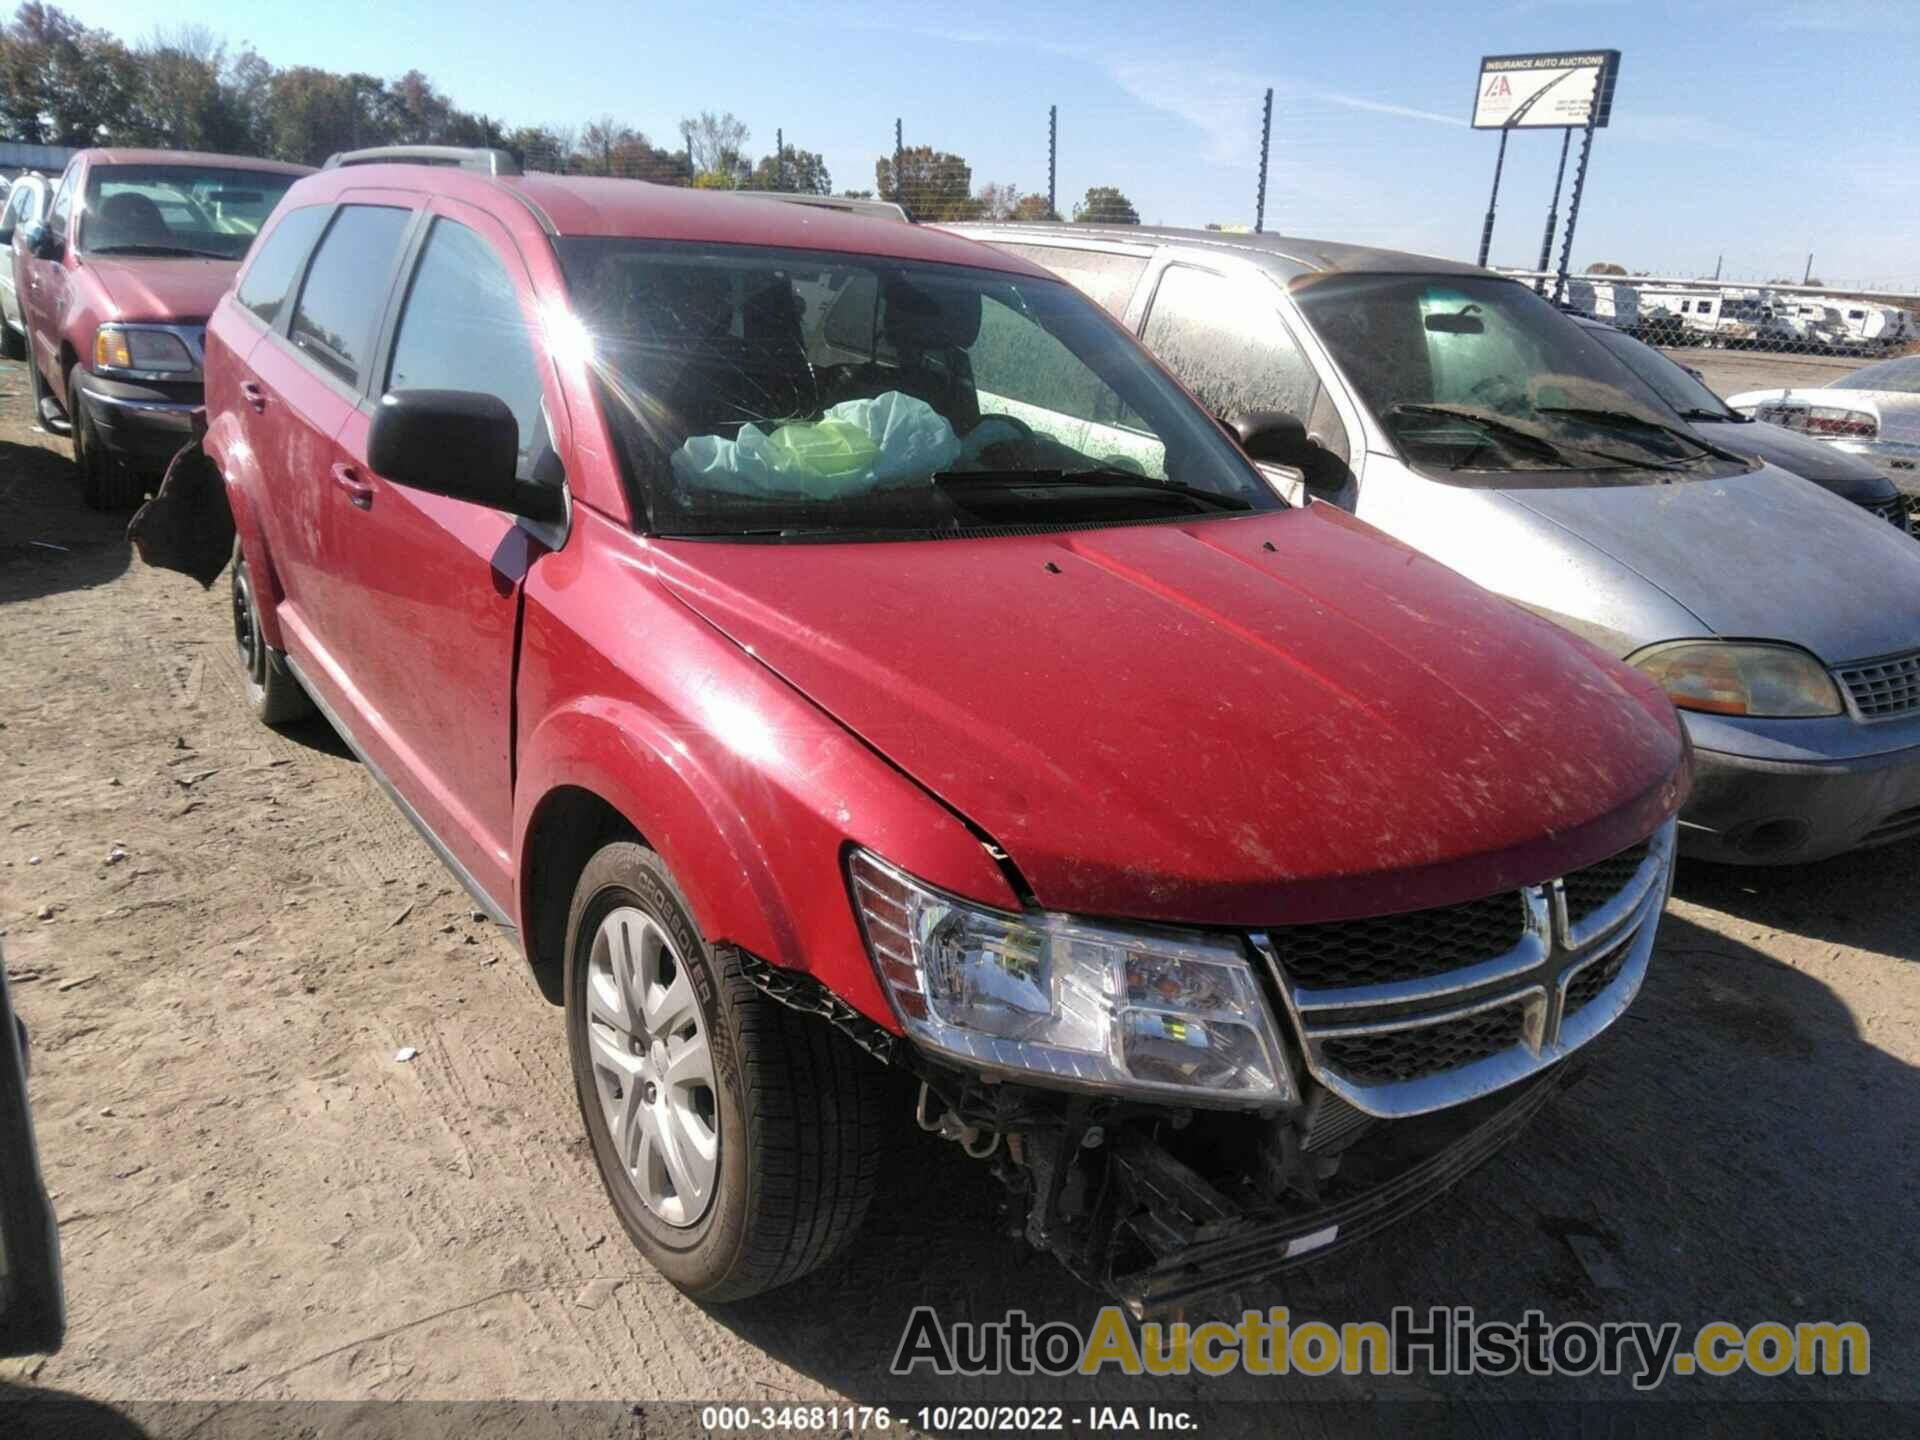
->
368;390;563;524
1232;411;1350;498
1233;411;1314;466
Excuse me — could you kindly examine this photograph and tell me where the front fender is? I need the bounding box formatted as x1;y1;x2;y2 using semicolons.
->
514;696;804;971
512;689;1018;1032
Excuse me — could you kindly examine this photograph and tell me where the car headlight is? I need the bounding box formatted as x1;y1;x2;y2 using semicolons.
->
1630;640;1842;718
95;325;196;376
848;849;1293;1107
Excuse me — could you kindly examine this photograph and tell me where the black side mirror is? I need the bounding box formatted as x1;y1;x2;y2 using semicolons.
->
1232;410;1314;465
1233;410;1350;497
21;221;57;260
368;390;563;524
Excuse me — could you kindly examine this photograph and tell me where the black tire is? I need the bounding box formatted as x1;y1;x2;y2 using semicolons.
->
565;840;884;1301
231;538;312;726
73;383;145;511
0;320;24;361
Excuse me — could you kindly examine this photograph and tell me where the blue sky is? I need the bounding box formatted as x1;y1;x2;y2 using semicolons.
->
63;0;1920;289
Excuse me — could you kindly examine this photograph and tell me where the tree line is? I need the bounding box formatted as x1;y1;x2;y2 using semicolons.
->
0;3;1141;222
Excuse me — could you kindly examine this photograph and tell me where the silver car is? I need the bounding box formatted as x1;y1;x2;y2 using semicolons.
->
1727;353;1920;503
0;172;47;359
953;223;1920;863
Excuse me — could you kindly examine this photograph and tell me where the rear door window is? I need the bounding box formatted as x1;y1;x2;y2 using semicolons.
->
1142;265;1325;426
235;205;330;327
1000;244;1147;320
289;205;412;386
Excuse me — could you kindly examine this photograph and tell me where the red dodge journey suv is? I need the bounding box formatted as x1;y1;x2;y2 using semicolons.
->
201;146;1690;1315
12;148;309;508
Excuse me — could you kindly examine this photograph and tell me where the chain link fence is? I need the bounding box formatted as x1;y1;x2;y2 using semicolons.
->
1499;269;1920;360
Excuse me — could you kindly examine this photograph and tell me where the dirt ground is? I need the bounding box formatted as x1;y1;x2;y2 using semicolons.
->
1660;346;1862;404
1;353;1917;1431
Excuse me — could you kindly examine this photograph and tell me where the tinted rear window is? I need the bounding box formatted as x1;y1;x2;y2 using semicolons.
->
290;205;412;385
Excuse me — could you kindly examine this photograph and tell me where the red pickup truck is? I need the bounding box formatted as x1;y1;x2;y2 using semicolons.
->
11;148;308;508
201;147;1689;1314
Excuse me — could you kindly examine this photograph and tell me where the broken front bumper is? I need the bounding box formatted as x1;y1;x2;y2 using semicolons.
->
1094;1067;1571;1318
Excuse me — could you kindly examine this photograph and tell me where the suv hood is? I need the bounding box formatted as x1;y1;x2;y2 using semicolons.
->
1697;416;1894;502
652;507;1686;927
82;255;235;321
1503;464;1920;662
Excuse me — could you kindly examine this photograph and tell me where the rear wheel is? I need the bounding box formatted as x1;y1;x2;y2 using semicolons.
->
565;840;884;1301
231;539;312;726
73;384;144;511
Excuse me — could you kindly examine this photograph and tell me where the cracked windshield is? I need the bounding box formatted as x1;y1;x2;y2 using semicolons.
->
558;240;1278;535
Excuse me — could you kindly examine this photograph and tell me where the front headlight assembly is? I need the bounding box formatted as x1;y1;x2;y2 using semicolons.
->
848;849;1293;1107
1630;640;1843;718
94;324;197;379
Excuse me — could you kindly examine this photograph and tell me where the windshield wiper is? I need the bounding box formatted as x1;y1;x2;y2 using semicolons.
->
1675;405;1744;424
88;243;231;260
1393;403;1696;472
932;468;1253;512
1386;404;1581;468
1532;406;1731;461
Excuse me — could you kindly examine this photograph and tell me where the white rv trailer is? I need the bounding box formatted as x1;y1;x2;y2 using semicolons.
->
1560;277;1641;329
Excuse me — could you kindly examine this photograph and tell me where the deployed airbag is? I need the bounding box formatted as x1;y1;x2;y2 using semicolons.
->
671;391;961;498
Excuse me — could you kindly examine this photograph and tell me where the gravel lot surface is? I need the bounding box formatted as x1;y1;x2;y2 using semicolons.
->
1657;346;1864;402
1;355;1914;1434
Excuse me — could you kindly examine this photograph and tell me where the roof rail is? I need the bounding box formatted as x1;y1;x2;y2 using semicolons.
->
729;191;910;223
323;145;520;176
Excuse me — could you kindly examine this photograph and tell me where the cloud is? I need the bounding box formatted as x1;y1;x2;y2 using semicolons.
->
1103;58;1274;166
1312;93;1467;128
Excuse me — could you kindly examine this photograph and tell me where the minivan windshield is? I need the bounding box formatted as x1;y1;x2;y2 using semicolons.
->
79;164;301;260
1294;273;1723;479
557;239;1279;538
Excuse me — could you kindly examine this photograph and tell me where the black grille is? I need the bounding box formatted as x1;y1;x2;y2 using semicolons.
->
1564;940;1629;1015
1270;891;1527;990
1320;1004;1525;1083
1835;650;1920;720
1561;841;1651;927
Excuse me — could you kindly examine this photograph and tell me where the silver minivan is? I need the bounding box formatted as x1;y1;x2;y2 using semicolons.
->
953;223;1920;864
0;172;48;359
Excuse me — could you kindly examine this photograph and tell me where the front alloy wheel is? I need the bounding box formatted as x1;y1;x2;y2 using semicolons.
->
565;841;886;1300
585;906;720;1228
